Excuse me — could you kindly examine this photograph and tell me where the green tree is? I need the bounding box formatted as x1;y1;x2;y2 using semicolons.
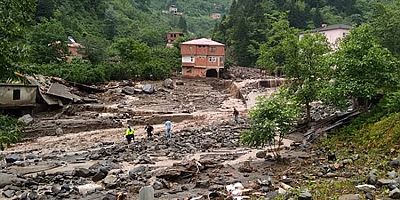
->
329;24;400;110
258;15;331;123
241;90;299;158
285;33;331;122
257;13;298;72
178;16;188;33
112;38;151;63
0;0;36;81
29;19;67;64
370;1;400;57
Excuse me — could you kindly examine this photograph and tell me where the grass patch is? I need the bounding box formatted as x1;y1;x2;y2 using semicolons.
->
307;179;358;200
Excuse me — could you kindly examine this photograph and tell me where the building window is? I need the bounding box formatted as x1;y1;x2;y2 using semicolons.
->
342;32;347;37
190;56;194;62
208;56;217;62
210;47;216;52
13;89;21;100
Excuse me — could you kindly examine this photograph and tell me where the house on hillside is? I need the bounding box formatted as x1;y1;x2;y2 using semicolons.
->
302;24;352;50
166;32;184;48
66;36;85;63
180;38;225;78
169;5;178;14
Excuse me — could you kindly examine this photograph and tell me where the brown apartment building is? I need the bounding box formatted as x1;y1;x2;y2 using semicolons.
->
180;38;225;78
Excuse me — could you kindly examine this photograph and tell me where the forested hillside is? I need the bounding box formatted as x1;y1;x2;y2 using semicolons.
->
213;0;396;67
0;0;232;84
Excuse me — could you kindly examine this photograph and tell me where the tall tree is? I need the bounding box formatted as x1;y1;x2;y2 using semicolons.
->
178;16;188;33
370;1;400;57
329;24;400;110
258;15;331;123
0;0;36;81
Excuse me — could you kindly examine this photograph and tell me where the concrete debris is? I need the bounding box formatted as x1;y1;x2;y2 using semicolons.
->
18;114;34;125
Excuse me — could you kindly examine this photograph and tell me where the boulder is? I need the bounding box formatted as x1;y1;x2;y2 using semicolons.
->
142;84;155;94
103;175;118;189
139;186;154;200
388;171;398;179
74;168;92;178
56;128;63;135
122;87;135;95
298;189;312;200
163;79;175;89
378;179;397;186
195;180;210;188
367;169;378;185
390;159;400;168
129;166;147;179
338;194;360;200
390;188;400;199
77;184;103;195
256;151;266;159
18;114;33;125
2;190;15;198
5;154;21;164
92;171;108;182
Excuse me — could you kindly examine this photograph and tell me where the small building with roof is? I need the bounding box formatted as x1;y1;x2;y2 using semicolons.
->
166;32;184;48
180;38;225;78
302;24;352;50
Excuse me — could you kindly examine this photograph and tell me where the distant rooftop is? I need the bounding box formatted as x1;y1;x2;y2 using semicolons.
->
314;24;352;32
181;38;224;46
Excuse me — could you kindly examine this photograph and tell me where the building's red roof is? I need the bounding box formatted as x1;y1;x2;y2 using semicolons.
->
181;38;224;46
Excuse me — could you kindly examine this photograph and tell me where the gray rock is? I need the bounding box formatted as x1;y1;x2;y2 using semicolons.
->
208;184;224;191
257;176;272;186
355;184;376;193
129;166;147;179
142;84;155;94
378;179;397;186
74;168;91;178
92;171;107;182
256;151;266;158
365;193;374;200
367;170;378;185
265;191;279;200
25;154;38;160
338;194;360;200
0;173;24;188
388;171;398;179
163;79;175;89
77;184;103;195
298;189;312;200
18;114;33;125
390;160;400;168
139;186;154;200
152;181;164;190
56;127;63;135
3;190;15;198
51;185;61;195
122;87;135;95
195;180;210;188
5;154;21;164
390;188;400;199
103;175;118;188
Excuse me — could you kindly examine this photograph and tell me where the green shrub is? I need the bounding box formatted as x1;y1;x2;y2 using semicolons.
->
0;115;22;150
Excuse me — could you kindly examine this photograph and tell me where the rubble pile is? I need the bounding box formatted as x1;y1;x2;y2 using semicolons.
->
227;66;269;80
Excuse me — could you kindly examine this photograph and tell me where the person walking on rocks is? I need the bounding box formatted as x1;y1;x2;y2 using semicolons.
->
233;107;239;123
144;123;154;139
164;119;172;139
125;125;135;144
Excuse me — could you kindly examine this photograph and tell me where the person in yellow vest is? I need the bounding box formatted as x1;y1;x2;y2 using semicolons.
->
125;125;135;144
